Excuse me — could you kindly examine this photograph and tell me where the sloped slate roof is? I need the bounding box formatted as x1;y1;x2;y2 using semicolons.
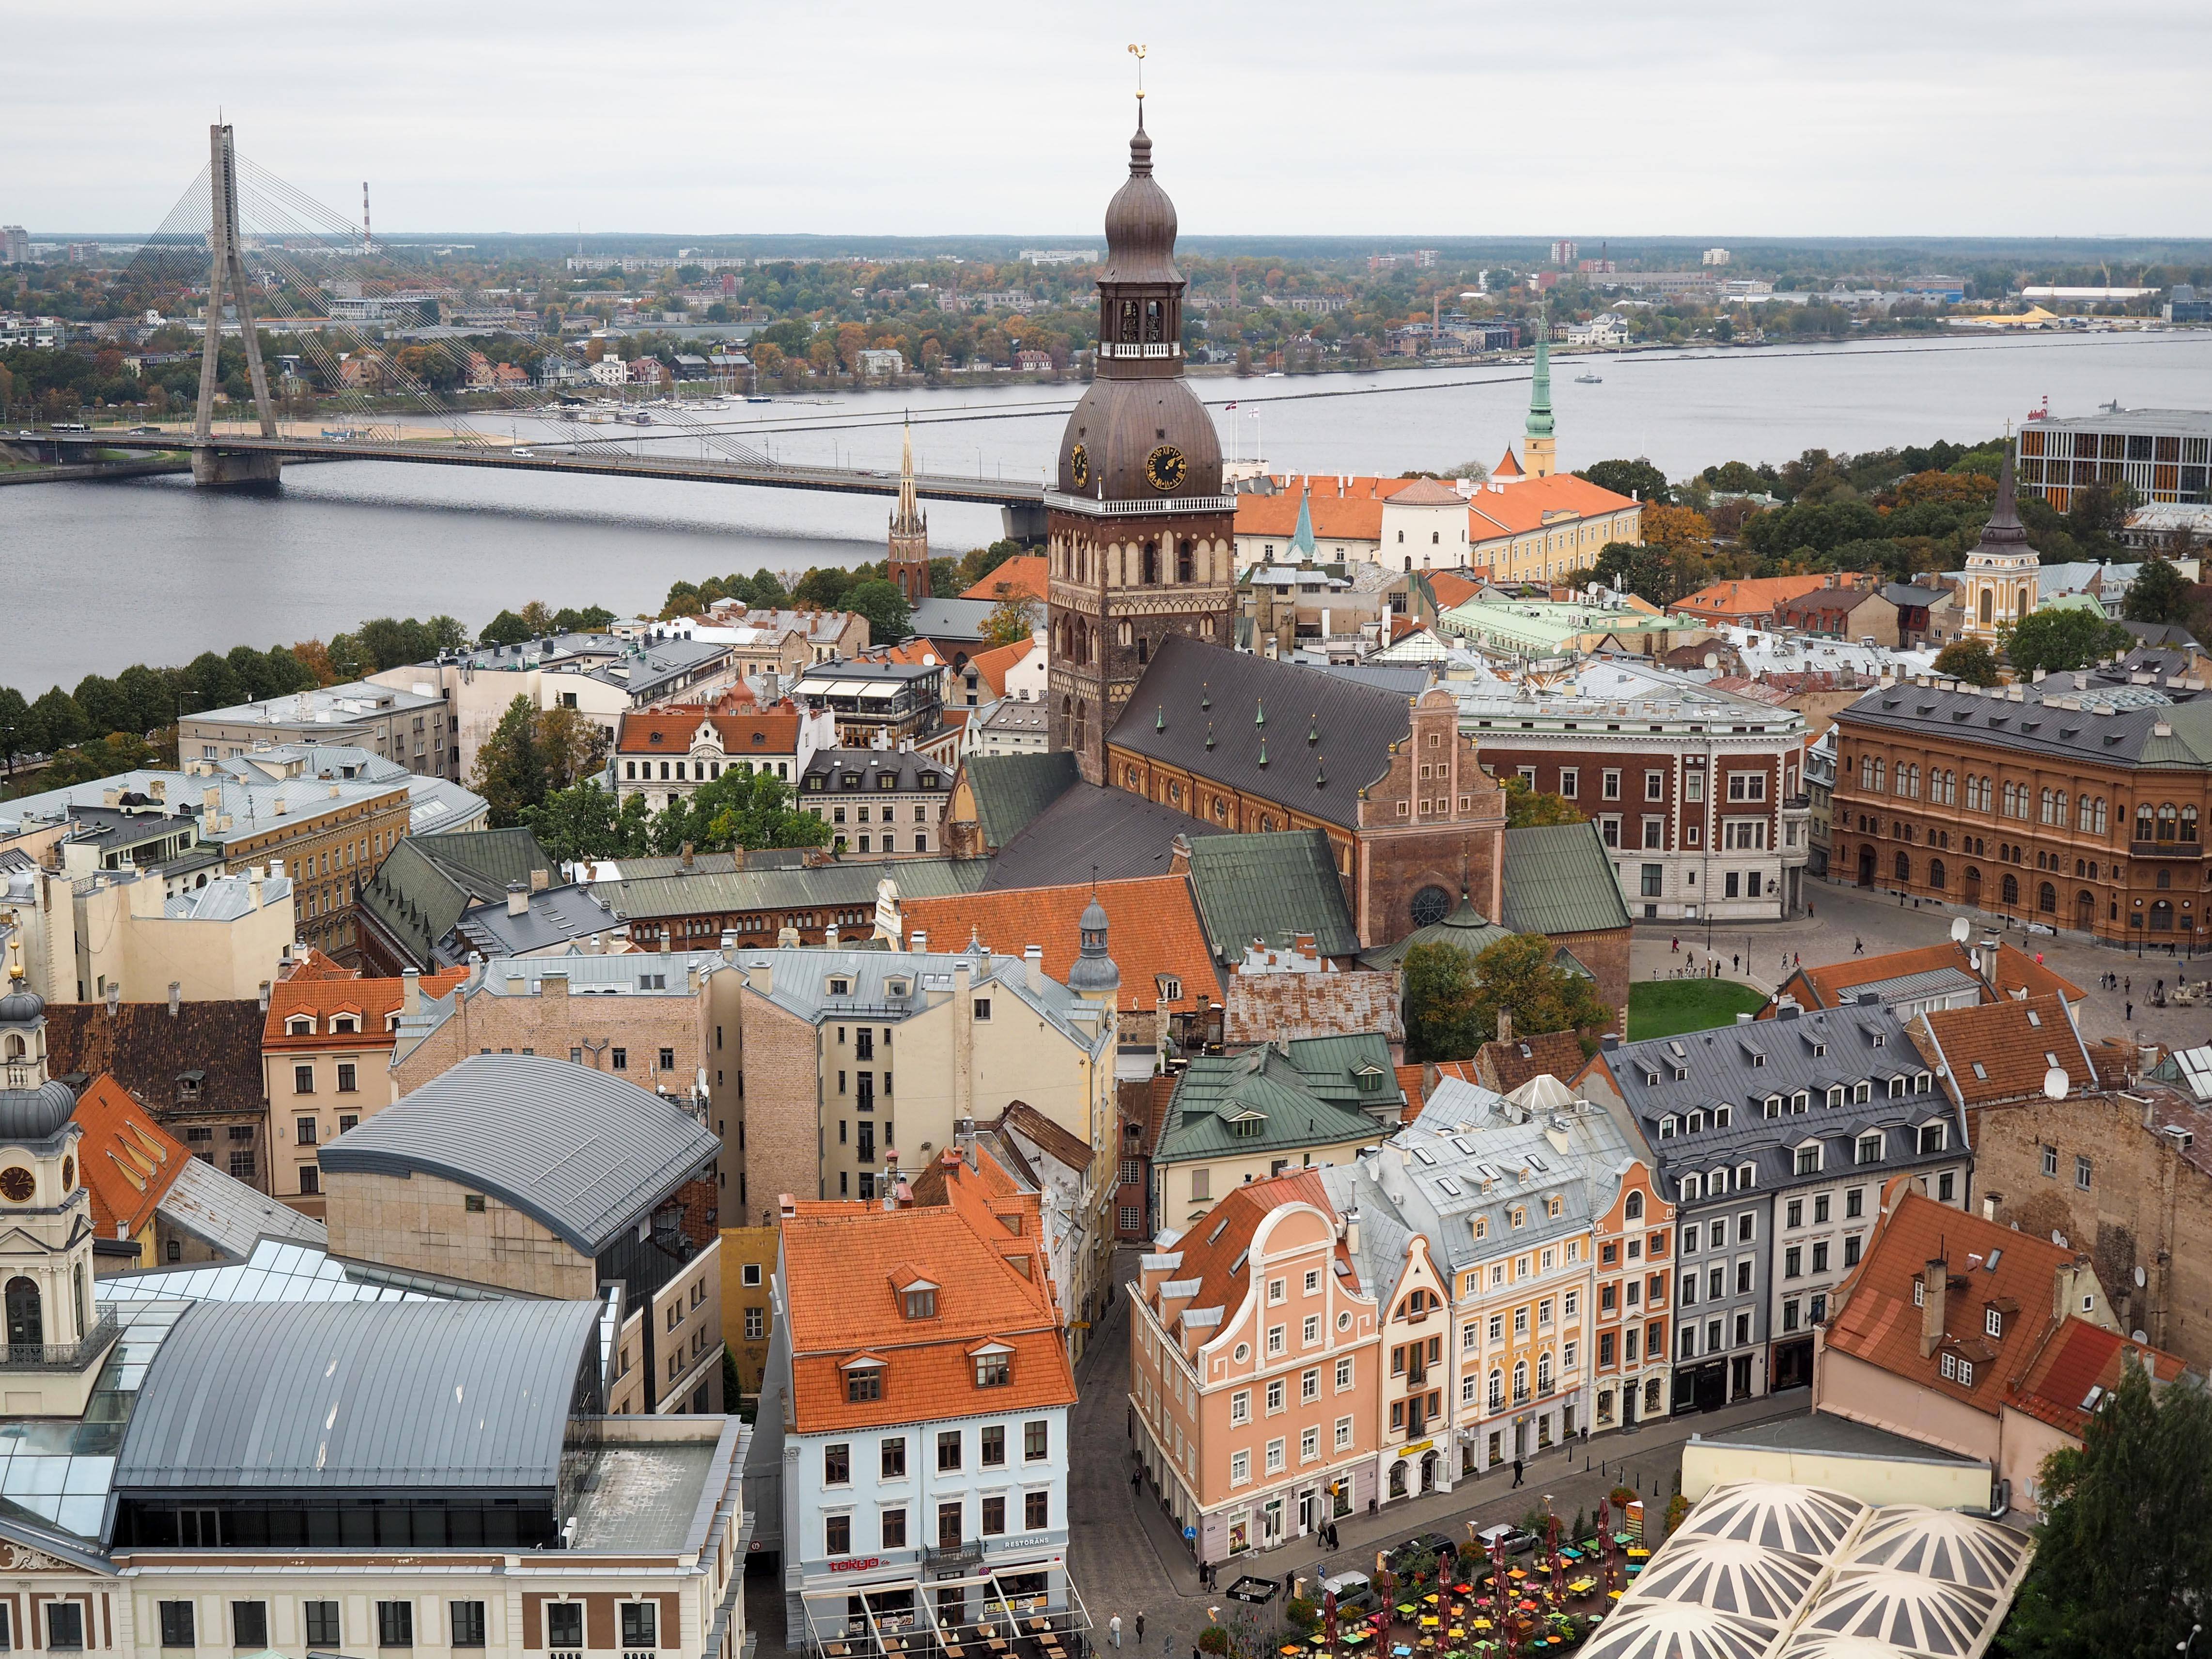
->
962;750;1082;849
319;1053;719;1255
1184;830;1361;961
1107;636;1418;831
1501;822;1633;936
1156;1046;1386;1166
358;828;553;966
598;856;988;921
980;782;1229;891
116;1298;599;1490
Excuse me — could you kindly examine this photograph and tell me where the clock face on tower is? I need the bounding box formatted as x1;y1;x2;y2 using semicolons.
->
1145;444;1187;493
1069;443;1090;490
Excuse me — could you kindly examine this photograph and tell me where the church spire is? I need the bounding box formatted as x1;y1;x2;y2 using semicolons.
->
1524;297;1556;477
1290;485;1316;560
1978;438;2028;548
886;416;929;603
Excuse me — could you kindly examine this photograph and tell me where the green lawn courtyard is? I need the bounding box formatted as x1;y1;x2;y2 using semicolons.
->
1626;977;1771;1041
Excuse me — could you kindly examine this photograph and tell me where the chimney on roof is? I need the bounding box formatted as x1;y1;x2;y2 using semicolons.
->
911;930;927;954
1497;1008;1514;1044
881;1149;901;1212
1168;834;1194;878
529;867;550;894
681;841;696;872
1601;1032;1620;1051
1343;1205;1361;1256
506;882;528;917
1920;1252;1949;1356
167;981;181;1018
401;967;421;1016
257;980;271;1014
825;925;839;947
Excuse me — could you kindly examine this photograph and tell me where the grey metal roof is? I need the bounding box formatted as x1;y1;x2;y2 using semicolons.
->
1592;1005;1965;1200
448;881;623;961
156;1156;328;1260
359;828;555;967
1834;678;2212;771
1844;966;1981;1006
906;597;999;641
1500;822;1634;937
596;855;988;922
163;872;296;921
1106;636;1420;830
734;944;1108;1055
115;1299;601;1492
979;778;1231;890
319;1054;720;1255
799;747;953;794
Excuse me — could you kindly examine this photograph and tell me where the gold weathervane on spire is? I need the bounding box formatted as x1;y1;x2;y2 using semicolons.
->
1128;42;1147;102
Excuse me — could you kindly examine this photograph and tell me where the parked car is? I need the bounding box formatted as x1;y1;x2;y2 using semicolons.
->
1319;1570;1375;1612
1475;1523;1537;1556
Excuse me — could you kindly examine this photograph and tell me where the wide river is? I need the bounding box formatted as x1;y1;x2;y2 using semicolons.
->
5;330;2209;690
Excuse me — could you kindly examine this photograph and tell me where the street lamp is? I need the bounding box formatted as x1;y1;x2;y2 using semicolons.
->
2179;1624;2200;1658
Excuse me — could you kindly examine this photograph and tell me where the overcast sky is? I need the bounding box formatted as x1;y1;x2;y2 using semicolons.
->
12;0;2207;239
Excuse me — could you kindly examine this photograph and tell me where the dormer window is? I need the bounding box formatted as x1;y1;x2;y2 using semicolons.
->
1473;1217;1488;1240
886;978;911;998
1687;1111;1706;1134
1827;1085;1846;1108
1763;1095;1782;1119
1715;1106;1733;1128
903;1287;936;1319
845;1363;884;1403
974;1349;1012;1388
1680;1175;1701;1202
1511;1207;1526;1228
1791;1091;1809;1113
332;1015;358;1034
649;732;665;745
1985;1307;2003;1339
829;978;851;996
1658;1116;1678;1139
287;1015;315;1036
1230;1116;1264;1139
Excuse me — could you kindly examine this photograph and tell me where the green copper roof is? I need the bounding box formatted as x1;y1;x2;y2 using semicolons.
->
1153;1043;1391;1167
962;751;1081;849
1525;301;1554;440
1499;822;1631;937
1184;830;1362;963
1291;486;1317;558
1357;896;1517;970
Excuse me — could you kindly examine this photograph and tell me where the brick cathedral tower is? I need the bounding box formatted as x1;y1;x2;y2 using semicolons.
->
1046;99;1234;784
886;419;931;606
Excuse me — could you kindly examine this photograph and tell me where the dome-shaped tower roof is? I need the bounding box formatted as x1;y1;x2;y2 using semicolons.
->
0;1080;77;1145
1101;116;1182;286
1067;890;1122;996
0;936;43;1030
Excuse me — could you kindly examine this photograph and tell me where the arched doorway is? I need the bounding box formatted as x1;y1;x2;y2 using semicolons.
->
1419;1451;1438;1494
1963;866;1982;907
1387;1460;1408;1499
2151;900;2175;932
1857;846;1875;887
2076;890;2095;931
4;1277;41;1351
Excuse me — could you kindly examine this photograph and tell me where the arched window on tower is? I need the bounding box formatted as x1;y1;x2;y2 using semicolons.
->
1176;539;1193;583
1142;541;1159;585
1119;299;1139;341
1143;300;1162;343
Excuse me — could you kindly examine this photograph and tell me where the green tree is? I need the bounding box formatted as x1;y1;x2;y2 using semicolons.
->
2004;1357;2212;1659
952;539;1024;593
2121;556;2194;626
523;780;654;863
2066;479;2138;551
792;566;854;610
1462;932;1614;1047
0;687;38;774
2000;607;2133;676
1402;941;1483;1061
1501;775;1584;826
1931;638;2001;686
261;646;322;697
536;703;610;791
1574;458;1671;506
179;651;245;714
981;593;1041;646
35;732;160;790
469;695;546;826
845;577;912;644
478;609;533;647
553;605;617;633
115;664;174;734
29;687;90;751
72;674;132;738
651;766;831;856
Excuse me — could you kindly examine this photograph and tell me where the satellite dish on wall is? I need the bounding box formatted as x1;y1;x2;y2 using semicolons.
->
2051;1230;2068;1247
1703;652;1718;670
2043;1067;2070;1100
2135;1266;2148;1288
1950;916;1971;944
2134;1329;2148;1343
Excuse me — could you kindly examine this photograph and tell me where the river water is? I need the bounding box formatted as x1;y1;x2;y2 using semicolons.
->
5;330;2209;691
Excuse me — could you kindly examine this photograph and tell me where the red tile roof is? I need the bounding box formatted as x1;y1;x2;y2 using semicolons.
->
964;637;1038;699
615;708;803;757
899;876;1219;1016
264;969;467;1051
281;948;354;982
1474;1031;1589;1093
72;1073;187;1239
1668;574;1871;622
1427;571;1483;609
1825;1188;2080;1418
1912;993;2097;1106
1776;940;2085;1016
1466;474;1639;539
2006;1316;2185;1436
778;1178;1075;1433
961;556;1047;603
1164;1170;1353;1333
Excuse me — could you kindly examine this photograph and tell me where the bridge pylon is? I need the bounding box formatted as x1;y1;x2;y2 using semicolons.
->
192;123;282;487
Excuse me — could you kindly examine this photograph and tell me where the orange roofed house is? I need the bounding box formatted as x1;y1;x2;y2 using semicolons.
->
757;1176;1089;1651
1814;1184;2184;1517
1668;573;1875;629
1128;1172;1382;1566
611;700;836;814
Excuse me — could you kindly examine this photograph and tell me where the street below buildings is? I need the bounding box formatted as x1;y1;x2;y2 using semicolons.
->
1068;1248;1810;1659
1631;872;2206;1055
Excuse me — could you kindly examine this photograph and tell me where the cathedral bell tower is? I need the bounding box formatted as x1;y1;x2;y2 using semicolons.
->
1046;97;1235;784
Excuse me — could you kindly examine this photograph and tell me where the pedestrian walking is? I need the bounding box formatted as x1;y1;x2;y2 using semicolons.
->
1732;953;1740;973
1793;952;1801;968
2125;977;2131;995
1111;1615;1122;1649
1284;1571;1296;1597
1854;936;1865;955
1136;1613;1146;1644
1807;901;1815;918
2127;1001;2134;1021
1672;936;1680;953
1512;1457;1525;1488
1132;1468;1142;1494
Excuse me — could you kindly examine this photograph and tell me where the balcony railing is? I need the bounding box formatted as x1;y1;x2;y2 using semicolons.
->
1;1311;119;1372
925;1540;983;1569
2129;839;2203;859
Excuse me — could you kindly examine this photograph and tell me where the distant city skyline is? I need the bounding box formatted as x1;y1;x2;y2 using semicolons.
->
7;0;2210;239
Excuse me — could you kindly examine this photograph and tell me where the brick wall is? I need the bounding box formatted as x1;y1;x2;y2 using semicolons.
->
1971;1094;2212;1372
1554;922;1632;1036
1223;969;1404;1049
735;989;823;1222
322;1168;597;1298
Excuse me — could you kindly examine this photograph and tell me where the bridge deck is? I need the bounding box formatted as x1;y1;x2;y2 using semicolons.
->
45;431;1045;507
